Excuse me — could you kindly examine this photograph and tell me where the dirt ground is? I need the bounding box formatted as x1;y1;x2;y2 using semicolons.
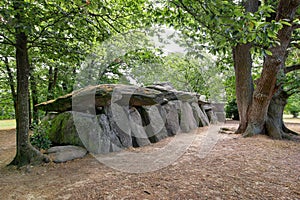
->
0;122;299;200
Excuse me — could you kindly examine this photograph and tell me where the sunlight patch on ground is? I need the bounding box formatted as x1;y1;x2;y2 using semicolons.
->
0;120;16;130
283;115;300;123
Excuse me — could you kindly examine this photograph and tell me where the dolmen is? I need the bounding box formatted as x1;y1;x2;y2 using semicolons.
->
36;83;218;154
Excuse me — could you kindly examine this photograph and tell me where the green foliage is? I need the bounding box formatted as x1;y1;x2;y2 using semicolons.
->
225;99;239;120
285;94;300;118
30;122;52;150
0;0;150;121
152;0;287;56
0;97;15;120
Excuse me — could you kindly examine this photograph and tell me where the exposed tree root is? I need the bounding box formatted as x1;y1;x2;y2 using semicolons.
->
9;144;49;168
282;123;299;135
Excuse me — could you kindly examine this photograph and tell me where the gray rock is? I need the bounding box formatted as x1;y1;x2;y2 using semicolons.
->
146;86;197;103
46;111;84;147
36;84;164;112
202;104;213;111
190;102;209;127
46;111;121;154
212;103;226;123
206;110;218;124
161;102;180;136
46;145;87;163
104;105;132;148
141;105;168;142
98;114;122;152
180;102;198;132
72;112;107;154
129;107;151;147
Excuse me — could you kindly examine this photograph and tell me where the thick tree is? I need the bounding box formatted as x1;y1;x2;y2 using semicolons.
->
244;0;300;138
10;1;48;165
233;0;258;134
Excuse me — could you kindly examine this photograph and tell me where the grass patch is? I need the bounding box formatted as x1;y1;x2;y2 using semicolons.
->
0;119;16;130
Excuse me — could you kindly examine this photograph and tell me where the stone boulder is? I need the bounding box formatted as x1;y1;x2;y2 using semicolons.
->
161;102;181;136
45;111;123;154
46;145;87;163
140;105;169;142
46;111;83;147
212;102;226;123
179;102;198;132
104;105;133;148
191;102;209;127
129;107;151;147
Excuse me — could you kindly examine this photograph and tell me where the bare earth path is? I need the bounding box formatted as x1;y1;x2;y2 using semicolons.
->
0;123;299;199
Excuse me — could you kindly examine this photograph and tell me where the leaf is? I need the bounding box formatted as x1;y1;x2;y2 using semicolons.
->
265;50;273;56
280;20;292;26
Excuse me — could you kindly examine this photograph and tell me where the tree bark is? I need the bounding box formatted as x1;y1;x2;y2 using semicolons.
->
30;64;39;125
4;57;17;113
243;0;300;138
47;66;58;101
233;0;258;133
233;44;253;133
10;0;48;167
267;88;299;137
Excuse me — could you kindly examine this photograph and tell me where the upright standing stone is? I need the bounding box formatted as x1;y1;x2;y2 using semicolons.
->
212;103;226;123
180;102;198;132
161;102;181;136
141;105;168;142
128;107;151;147
190;102;209;127
105;105;132;148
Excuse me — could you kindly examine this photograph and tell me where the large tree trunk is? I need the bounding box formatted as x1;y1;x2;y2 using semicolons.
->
233;44;253;133
267;89;294;138
233;0;258;133
10;1;48;167
243;0;300;138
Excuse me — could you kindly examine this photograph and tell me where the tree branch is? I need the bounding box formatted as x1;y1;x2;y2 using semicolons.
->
89;12;120;33
0;33;15;46
292;23;300;30
284;64;300;73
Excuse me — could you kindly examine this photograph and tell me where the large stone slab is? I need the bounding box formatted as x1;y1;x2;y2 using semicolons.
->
179;102;198;132
212;103;226;123
161;102;181;136
141;105;168;142
36;84;164;113
146;85;197;102
98;114;122;152
104;105;133;148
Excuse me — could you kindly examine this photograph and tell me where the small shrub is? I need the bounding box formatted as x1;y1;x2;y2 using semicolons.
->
291;111;299;118
30;121;52;150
